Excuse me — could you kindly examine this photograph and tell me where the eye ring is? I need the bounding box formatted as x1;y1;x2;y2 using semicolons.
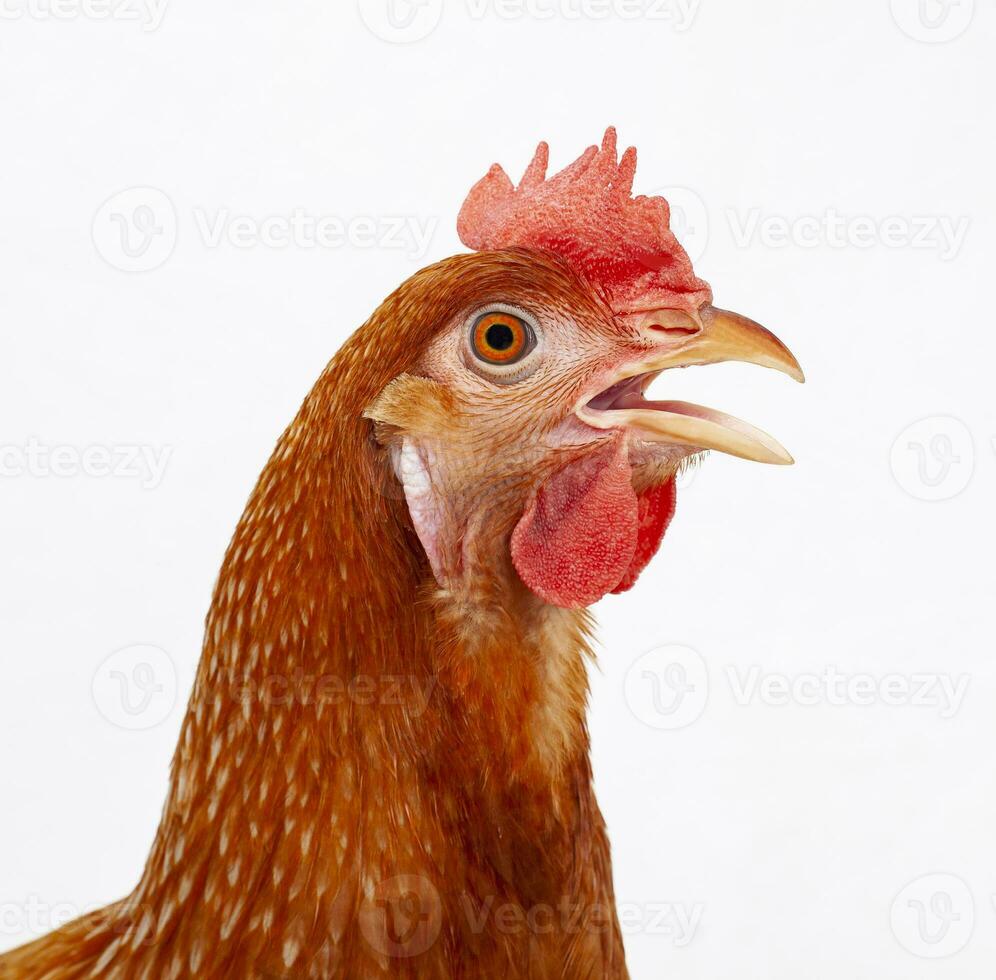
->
465;305;541;383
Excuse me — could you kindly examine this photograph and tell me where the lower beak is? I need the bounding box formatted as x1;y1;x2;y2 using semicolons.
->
577;306;804;465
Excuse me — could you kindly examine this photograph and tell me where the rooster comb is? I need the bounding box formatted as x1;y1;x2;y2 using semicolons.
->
457;127;712;315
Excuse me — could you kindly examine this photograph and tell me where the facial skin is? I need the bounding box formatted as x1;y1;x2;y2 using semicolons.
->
365;248;801;608
420;295;701;476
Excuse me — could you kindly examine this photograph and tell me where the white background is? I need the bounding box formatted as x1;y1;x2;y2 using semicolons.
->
1;1;994;977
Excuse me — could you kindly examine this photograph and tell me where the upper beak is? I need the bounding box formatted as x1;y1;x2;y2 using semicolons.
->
577;306;804;465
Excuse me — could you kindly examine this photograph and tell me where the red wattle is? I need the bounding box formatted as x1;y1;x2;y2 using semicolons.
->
610;477;677;594
511;440;638;609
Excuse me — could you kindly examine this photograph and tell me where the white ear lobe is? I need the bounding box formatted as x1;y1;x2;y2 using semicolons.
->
394;438;447;586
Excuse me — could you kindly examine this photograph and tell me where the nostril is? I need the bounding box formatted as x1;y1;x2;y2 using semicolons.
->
633;309;701;339
646;321;699;336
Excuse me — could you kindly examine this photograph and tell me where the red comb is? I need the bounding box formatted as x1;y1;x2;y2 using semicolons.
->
458;127;712;316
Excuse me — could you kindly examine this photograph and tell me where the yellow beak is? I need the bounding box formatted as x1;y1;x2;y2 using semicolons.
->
577;306;804;465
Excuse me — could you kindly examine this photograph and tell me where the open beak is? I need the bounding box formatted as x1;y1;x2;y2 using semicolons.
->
577;306;804;465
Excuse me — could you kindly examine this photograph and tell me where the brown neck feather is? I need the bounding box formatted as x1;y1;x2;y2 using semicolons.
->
101;322;618;977
15;252;629;978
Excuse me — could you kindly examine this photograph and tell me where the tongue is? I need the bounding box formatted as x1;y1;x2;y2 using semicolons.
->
510;440;677;608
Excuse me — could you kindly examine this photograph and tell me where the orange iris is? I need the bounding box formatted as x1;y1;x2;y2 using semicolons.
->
471;312;529;364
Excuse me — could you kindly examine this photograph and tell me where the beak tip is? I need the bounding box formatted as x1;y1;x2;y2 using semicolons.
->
778;354;805;384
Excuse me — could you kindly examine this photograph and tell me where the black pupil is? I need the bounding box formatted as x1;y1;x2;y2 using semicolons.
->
485;322;515;351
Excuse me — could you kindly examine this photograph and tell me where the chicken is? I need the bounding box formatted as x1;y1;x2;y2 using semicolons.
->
0;128;802;979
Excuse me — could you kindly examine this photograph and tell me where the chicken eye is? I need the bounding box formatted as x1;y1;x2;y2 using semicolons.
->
470;312;533;365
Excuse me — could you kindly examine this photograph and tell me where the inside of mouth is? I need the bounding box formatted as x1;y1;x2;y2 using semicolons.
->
585;372;785;450
586;371;659;411
582;366;792;465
